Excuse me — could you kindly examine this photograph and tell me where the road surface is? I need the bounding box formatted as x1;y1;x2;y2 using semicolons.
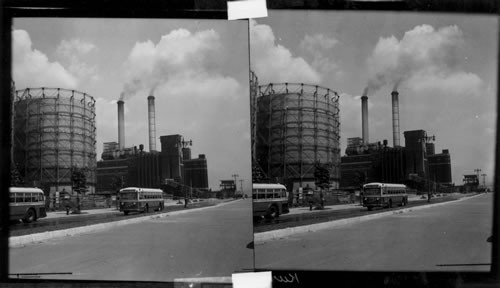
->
10;199;254;281
255;193;493;272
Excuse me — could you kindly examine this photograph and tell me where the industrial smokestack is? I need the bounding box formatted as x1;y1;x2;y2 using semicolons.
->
117;100;125;150
361;95;369;144
391;91;400;147
147;95;157;152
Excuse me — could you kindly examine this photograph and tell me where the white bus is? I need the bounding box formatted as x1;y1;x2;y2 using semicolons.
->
119;187;164;215
362;182;408;210
252;183;290;219
9;187;47;223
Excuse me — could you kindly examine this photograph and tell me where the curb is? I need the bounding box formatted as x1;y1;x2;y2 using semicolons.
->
10;199;242;248
254;193;484;244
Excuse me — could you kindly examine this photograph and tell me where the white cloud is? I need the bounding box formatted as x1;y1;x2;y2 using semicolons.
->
300;34;340;78
56;38;98;81
12;29;78;89
300;34;338;53
56;38;96;57
121;28;225;98
365;24;470;93
250;20;321;84
407;68;483;98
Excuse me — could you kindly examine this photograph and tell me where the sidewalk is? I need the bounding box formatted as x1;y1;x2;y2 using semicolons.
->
288;202;361;215
45;198;225;219
286;193;428;216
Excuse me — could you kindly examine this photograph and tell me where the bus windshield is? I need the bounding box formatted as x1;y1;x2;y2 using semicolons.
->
120;192;137;200
364;188;381;196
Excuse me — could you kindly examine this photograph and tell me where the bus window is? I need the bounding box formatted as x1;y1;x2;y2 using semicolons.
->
10;193;15;203
273;189;280;198
15;193;24;203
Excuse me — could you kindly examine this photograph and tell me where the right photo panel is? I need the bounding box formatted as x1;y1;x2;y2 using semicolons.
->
250;10;497;271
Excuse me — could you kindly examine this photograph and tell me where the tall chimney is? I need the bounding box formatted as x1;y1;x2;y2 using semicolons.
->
147;95;157;152
117;100;125;150
391;91;400;147
361;95;369;144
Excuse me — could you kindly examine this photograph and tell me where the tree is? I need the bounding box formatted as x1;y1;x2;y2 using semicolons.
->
111;175;124;192
314;163;330;190
10;164;24;187
71;168;88;213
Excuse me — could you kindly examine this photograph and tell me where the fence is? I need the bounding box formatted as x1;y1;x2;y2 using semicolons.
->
48;194;111;211
291;189;356;207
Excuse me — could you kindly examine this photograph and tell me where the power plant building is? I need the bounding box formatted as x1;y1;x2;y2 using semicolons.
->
13;88;97;194
96;97;211;196
340;90;453;191
183;152;209;190
427;149;452;185
160;134;184;183
252;83;341;191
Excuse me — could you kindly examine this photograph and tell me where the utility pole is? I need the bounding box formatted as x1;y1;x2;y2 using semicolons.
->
474;168;482;177
481;173;487;188
239;179;244;198
231;174;239;196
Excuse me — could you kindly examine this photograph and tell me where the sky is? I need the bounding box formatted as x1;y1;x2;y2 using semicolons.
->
11;12;499;190
250;11;498;187
12;18;251;192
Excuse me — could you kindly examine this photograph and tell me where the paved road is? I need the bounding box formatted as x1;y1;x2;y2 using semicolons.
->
9;199;254;281
255;193;493;272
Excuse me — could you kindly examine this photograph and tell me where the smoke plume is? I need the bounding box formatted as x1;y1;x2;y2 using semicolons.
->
365;24;465;95
119;28;222;100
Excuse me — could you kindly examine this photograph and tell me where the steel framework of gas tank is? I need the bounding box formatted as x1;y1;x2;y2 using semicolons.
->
253;82;341;188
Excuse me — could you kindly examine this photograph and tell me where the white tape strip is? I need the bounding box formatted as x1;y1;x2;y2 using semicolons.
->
227;0;268;20
233;271;272;288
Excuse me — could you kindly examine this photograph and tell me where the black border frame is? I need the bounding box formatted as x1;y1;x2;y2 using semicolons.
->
1;1;498;287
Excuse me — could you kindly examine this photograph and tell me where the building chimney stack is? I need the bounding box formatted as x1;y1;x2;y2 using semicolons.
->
391;91;400;147
147;95;157;152
361;95;369;144
117;100;125;150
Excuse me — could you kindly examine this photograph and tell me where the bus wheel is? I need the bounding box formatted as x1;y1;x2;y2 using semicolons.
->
22;209;36;223
124;211;129;215
265;206;278;219
367;206;373;211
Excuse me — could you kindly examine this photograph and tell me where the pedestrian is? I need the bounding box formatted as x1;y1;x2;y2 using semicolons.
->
295;190;299;207
184;195;188;208
320;191;324;209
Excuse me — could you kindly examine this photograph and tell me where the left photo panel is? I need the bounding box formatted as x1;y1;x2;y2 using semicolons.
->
9;18;254;282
